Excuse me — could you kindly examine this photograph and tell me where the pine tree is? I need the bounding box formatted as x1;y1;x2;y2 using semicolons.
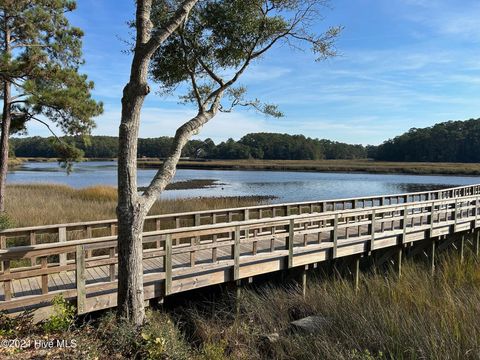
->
0;0;103;212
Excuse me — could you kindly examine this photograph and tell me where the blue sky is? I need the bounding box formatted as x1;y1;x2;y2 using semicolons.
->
28;0;480;145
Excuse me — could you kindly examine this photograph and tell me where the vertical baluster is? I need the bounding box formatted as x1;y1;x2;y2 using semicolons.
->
369;210;376;251
332;215;339;259
85;226;92;258
0;235;5;272
3;260;11;301
76;245;86;314
58;227;67;266
212;214;217;262
165;234;172;295
41;257;48;294
287;219;295;267
303;222;308;246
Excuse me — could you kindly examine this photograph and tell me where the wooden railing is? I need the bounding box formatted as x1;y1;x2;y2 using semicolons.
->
1;184;479;315
1;183;479;257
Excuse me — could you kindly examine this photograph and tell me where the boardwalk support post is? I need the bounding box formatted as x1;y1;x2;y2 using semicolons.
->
430;238;436;276
354;256;360;293
76;245;86;314
476;230;480;257
460;234;465;264
396;246;402;278
301;265;307;299
235;280;242;315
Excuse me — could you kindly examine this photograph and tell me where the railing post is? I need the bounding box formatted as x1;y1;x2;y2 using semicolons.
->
233;226;241;280
85;226;93;258
429;202;435;238
165;234;172;295
402;205;408;244
475;196;479;229
244;209;250;221
288;219;295;267
76;245;86;314
0;235;5;272
369;210;376;251
59;227;67;266
109;224;116;282
454;199;458;232
332;215;339;259
41;256;49;294
30;231;36;266
3;259;11;301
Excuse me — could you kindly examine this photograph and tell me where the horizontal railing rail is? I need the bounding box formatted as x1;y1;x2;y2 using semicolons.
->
0;187;479;314
1;183;479;260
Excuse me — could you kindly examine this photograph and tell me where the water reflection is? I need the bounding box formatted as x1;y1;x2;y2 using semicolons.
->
8;161;480;203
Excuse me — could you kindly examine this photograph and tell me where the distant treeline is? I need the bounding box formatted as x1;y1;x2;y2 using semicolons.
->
11;133;368;160
374;118;480;162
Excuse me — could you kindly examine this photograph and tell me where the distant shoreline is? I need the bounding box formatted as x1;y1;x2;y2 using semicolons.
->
11;157;480;176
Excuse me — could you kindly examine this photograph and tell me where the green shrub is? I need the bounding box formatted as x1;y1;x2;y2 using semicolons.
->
200;340;229;360
0;213;13;230
141;310;191;360
0;310;34;337
43;295;76;333
96;312;143;358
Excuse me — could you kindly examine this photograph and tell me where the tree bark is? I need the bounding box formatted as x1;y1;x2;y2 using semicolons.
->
0;79;11;213
116;0;198;326
0;18;11;213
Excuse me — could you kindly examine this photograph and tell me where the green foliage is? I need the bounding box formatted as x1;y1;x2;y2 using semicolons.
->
0;0;103;162
140;310;191;360
11;133;368;160
200;340;229;360
375;118;480;162
0;212;13;230
151;0;340;118
43;295;76;333
0;310;34;337
96;312;143;358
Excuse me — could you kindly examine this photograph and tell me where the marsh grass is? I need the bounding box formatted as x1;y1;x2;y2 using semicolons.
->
4;184;270;227
2;242;479;359
139;159;480;176
181;252;480;359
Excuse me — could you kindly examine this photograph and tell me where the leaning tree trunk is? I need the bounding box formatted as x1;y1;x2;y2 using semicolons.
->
116;0;199;326
0;80;11;213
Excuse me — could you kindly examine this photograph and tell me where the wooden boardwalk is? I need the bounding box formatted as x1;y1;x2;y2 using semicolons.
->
1;183;480;318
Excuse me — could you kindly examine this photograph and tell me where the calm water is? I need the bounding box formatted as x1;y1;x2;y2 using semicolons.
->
8;161;480;202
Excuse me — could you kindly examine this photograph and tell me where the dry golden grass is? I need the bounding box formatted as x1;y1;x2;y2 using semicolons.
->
4;184;269;228
185;252;480;359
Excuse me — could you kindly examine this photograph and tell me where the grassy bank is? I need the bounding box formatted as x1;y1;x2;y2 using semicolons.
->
3;184;270;228
16;157;480;176
7;158;24;168
2;251;478;359
138;159;480;176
